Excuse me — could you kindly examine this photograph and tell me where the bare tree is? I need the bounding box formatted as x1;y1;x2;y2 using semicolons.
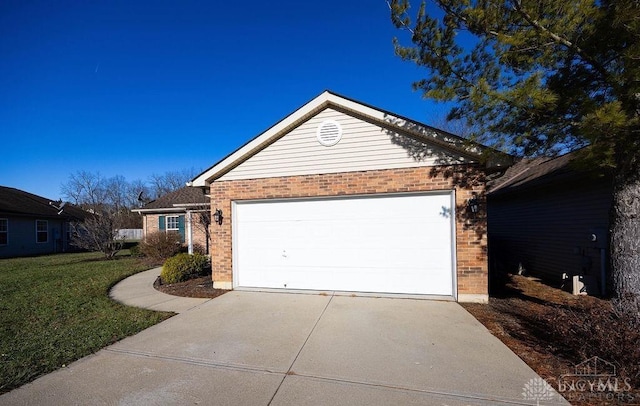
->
61;171;129;258
70;212;124;259
60;171;107;208
60;168;203;258
190;210;211;255
148;168;199;199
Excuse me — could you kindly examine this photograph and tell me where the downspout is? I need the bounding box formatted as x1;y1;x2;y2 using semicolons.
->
600;248;606;296
187;210;193;255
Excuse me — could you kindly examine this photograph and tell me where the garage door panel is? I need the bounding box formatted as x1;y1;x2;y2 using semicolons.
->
239;265;452;296
234;193;455;296
238;243;449;271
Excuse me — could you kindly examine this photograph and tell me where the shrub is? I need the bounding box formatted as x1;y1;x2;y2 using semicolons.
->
128;244;142;257
161;253;209;284
138;231;182;262
192;243;207;255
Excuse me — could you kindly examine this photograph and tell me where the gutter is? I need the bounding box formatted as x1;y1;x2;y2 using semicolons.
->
172;203;209;208
131;207;186;214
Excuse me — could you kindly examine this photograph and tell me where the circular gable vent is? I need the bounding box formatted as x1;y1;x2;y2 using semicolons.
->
316;120;342;146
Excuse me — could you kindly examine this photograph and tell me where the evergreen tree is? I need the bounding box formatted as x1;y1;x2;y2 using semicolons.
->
390;0;639;309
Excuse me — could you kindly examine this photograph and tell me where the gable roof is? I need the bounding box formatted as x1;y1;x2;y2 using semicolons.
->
190;90;495;187
0;186;86;220
133;186;209;213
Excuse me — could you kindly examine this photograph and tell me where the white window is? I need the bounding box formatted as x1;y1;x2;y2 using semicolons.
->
0;219;7;245
36;220;48;243
166;216;179;232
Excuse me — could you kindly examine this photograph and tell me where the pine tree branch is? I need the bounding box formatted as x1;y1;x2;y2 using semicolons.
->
510;0;610;81
435;0;503;38
387;0;414;34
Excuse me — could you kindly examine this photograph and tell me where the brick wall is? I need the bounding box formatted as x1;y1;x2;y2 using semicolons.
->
209;165;488;301
142;213;210;254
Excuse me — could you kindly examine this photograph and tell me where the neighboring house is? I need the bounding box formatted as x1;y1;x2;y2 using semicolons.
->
0;186;86;258
190;91;506;303
487;152;613;295
132;186;210;254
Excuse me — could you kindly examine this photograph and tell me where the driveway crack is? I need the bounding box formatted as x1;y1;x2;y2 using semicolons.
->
267;292;334;405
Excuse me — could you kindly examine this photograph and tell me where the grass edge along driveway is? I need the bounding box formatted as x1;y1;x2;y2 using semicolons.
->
0;251;173;393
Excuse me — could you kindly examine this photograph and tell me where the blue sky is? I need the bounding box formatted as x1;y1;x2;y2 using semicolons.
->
1;0;449;201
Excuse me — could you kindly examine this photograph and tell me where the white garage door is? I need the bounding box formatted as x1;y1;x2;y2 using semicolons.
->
233;193;455;296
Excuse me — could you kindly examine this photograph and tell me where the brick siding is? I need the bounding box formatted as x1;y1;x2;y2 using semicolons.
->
209;165;488;299
143;213;210;254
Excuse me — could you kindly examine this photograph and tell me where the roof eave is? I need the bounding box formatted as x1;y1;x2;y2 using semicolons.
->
190;90;499;186
131;207;186;214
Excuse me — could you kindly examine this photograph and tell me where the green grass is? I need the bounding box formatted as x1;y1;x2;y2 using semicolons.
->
0;251;173;393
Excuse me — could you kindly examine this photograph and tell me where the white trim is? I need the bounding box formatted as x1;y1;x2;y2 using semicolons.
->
36;219;48;244
232;191;456;297
193;93;331;187
232;200;240;289
191;91;483;186
450;190;458;302
0;218;7;246
166;215;180;232
187;210;193;255
131;207;185;214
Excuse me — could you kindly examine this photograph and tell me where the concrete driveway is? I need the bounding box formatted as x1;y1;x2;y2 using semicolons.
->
1;291;567;405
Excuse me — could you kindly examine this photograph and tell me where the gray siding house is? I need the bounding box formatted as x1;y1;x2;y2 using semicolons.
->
0;186;86;258
487;152;613;295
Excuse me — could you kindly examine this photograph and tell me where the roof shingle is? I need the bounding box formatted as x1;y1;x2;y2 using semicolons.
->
141;187;209;210
0;186;86;219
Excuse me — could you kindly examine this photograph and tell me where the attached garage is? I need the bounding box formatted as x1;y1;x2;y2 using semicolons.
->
234;192;455;296
190;91;495;303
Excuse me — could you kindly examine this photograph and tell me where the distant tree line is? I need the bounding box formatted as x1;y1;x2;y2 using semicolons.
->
60;168;200;258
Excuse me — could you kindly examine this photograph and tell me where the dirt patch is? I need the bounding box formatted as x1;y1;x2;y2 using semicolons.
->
153;275;227;299
462;274;640;406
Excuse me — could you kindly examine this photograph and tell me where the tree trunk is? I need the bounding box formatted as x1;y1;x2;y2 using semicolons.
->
610;163;640;315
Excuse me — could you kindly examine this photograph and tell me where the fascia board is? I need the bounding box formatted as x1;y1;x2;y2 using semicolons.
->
131;207;186;214
190;92;331;187
190;91;495;187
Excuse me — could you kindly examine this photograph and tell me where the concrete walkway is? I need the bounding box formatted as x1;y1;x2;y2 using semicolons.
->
2;271;569;405
109;267;212;313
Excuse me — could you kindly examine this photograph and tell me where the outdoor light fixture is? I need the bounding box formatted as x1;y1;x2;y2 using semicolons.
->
467;193;480;215
213;209;223;225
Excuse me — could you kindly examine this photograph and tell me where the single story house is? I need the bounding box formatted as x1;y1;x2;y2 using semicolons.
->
133;186;210;254
0;186;86;258
190;91;506;303
487;151;613;295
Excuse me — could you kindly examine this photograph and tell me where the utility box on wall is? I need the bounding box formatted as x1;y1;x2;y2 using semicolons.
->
572;274;599;295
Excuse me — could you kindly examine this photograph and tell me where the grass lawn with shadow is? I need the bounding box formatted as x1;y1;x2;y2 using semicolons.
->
0;251;173;393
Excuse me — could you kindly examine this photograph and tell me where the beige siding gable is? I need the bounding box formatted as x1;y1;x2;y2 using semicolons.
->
218;108;472;181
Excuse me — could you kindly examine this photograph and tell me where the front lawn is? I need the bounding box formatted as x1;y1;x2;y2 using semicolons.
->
0;251;173;393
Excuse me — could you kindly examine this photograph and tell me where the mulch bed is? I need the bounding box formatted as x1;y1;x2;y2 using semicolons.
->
153;275;227;299
462;274;640;406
